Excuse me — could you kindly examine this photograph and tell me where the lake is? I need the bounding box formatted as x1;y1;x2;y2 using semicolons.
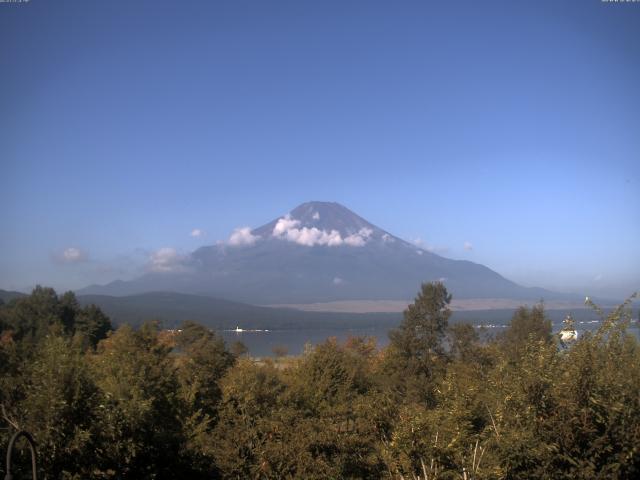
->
219;308;640;357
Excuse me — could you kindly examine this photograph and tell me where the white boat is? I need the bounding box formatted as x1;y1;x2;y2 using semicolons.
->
559;329;578;342
559;314;578;345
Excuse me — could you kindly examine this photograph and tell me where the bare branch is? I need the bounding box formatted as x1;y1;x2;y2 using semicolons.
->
1;403;20;431
485;405;500;441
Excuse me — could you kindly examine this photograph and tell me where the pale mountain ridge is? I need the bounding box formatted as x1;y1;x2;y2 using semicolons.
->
78;201;572;304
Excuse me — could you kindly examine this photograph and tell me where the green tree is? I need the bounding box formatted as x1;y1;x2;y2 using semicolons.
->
74;304;113;348
385;282;452;404
289;338;372;415
0;287;112;351
449;322;481;364
174;321;235;476
498;303;552;362
287;338;384;478
175;321;235;414
90;322;185;478
214;340;386;479
213;358;287;478
3;286;62;346
540;295;640;479
59;290;80;334
15;334;100;478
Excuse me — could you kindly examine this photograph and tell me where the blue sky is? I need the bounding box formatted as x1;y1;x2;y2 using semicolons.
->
1;0;638;298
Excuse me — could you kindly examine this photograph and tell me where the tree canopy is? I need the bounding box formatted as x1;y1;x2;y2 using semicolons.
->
1;285;639;479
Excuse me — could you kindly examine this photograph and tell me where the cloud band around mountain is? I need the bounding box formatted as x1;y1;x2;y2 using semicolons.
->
229;227;260;246
272;215;372;247
148;247;189;273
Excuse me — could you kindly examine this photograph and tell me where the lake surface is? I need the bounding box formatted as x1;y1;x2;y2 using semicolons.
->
219;308;640;357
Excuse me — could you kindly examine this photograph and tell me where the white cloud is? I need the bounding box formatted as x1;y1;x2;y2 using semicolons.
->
412;237;425;247
273;215;301;236
53;247;87;264
333;277;344;285
287;225;342;247
463;241;473;251
190;228;204;238
62;247;87;263
272;215;372;247
344;228;373;246
416;250;423;255
381;233;395;243
312;212;320;220
412;237;449;255
293;227;343;247
149;247;187;273
228;227;260;246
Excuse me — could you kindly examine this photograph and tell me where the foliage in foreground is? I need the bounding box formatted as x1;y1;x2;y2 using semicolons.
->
0;284;638;479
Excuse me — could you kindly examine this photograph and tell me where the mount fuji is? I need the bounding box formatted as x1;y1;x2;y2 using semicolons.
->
78;201;562;304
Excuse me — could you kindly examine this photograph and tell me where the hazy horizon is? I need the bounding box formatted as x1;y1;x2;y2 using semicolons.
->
2;1;639;299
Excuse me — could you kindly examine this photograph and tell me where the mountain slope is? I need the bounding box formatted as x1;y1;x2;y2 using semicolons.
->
78;201;565;303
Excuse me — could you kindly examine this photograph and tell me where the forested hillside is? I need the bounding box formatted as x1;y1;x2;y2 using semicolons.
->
1;285;638;479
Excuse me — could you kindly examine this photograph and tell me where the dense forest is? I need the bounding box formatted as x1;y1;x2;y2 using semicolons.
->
0;284;638;479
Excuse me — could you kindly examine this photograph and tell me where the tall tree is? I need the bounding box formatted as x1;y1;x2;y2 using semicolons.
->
4;286;62;345
17;335;100;478
90;322;185;478
386;282;452;404
75;303;113;348
498;303;552;362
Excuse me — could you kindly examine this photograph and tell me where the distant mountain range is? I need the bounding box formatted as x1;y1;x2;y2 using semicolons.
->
2;289;599;332
0;288;399;329
0;289;27;304
78;201;571;304
76;292;401;330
